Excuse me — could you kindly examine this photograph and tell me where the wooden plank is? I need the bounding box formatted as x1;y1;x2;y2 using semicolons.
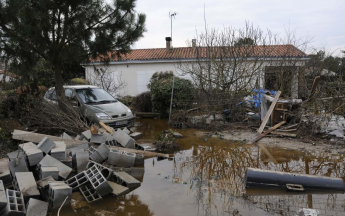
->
307;76;320;101
99;122;114;134
249;121;286;144
12;130;85;148
258;143;278;165
108;146;167;159
271;131;297;137
257;91;281;134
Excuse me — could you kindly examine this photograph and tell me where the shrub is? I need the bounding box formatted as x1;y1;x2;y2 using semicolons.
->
119;95;134;107
69;78;90;85
132;91;152;112
148;71;193;118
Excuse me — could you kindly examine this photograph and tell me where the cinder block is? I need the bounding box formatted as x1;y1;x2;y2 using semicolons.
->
61;156;73;168
90;151;104;163
36;176;55;201
79;184;102;203
0;180;7;211
13;172;40;202
38;155;72;180
112;172;141;189
73;152;89;173
129;132;143;139
7;150;26;161
9;157;29;179
105;134;117;146
69;143;89;156
19;142;43;166
107;181;130;196
60;132;72;140
37;137;56;154
108;150;135;167
134;153;144;166
65;172;89;192
85;165;113;196
87;146;97;156
80;130;92;141
97;143;110;159
48;183;72;209
74;135;80;140
51;141;66;161
86;161;113;180
26;198;48;216
90;134;107;144
121;127;130;134
0;158;12;186
39;166;59;180
114;130;136;149
4;189;26;216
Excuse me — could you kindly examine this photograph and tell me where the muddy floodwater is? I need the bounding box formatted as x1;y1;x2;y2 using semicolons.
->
58;119;345;216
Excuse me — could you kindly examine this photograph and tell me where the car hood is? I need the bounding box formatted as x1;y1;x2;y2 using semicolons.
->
86;101;128;116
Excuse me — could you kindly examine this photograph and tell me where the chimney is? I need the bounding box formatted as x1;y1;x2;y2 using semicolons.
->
166;37;172;52
192;39;196;48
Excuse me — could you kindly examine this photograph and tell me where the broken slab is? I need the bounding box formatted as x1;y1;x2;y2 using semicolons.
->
38;155;72;180
112;172;141;189
80;130;92;141
0;158;12;186
90;134;107;144
107;181;130;196
73;152;89;173
37;137;56;154
129;132;143;140
39;166;59;180
4;189;26;215
108;150;135;167
60;132;72;140
9;157;29;179
51;141;66;161
19;142;43;166
13;172;40;202
114;129;135;149
26;198;49;216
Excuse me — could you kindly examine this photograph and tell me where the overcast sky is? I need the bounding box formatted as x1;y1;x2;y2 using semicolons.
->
132;0;345;56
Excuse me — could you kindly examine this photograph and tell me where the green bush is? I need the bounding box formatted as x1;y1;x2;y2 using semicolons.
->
119;95;134;107
69;78;90;85
132;91;152;112
148;71;193;118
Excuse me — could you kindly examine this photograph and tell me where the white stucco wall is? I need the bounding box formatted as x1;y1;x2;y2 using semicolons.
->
0;74;11;82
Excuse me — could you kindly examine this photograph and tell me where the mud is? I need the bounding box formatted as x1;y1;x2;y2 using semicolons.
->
57;119;345;216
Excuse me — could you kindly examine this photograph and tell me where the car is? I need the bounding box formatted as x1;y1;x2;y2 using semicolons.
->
44;85;134;128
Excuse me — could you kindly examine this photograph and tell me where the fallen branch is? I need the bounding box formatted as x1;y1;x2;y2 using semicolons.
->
249;121;286;144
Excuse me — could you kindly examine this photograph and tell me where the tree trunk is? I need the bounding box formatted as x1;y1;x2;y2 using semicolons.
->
54;63;64;99
1;58;9;90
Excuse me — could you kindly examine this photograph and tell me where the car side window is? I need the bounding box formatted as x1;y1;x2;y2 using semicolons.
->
65;89;74;98
45;89;57;101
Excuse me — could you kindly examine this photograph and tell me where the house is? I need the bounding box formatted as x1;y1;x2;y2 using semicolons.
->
0;70;18;83
83;38;309;98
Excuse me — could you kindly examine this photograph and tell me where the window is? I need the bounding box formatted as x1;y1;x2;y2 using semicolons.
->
45;89;57;101
65;89;74;98
76;88;117;104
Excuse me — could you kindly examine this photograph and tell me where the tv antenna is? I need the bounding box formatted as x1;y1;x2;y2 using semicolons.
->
169;11;178;39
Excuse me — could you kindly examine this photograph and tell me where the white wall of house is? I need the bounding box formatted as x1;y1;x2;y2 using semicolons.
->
0;74;11;82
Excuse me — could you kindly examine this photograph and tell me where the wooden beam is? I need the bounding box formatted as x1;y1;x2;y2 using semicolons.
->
249;121;286;144
257;91;281;134
12;130;85;148
258;143;278;165
271;131;297;137
99;122;114;134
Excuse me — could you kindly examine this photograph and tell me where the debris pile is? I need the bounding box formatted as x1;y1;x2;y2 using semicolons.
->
0;125;159;215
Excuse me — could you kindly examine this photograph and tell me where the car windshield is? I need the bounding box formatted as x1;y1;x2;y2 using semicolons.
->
76;88;117;104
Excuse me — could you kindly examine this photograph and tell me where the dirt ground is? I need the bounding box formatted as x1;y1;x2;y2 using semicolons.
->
195;127;345;155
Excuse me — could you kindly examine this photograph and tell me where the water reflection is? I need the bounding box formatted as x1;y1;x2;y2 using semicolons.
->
172;142;345;216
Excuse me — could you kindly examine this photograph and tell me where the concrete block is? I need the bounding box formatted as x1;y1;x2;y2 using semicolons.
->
97;143;110;159
61;156;73;168
87;146;97;156
172;131;183;138
107;181;130;196
85;165;113;196
26;198;48;216
13;172;40;202
7;150;26;161
36;176;55;201
65;172;89;192
108;150;135;167
134;153;144;166
0;158;12;186
69;143;89;156
48;183;72;209
51;141;66;161
19;142;43;166
60;132;72;140
90;151;104;163
5;189;26;216
9;157;29;179
121;127;130;134
135;143;157;152
74;135;80;140
79;184;102;203
107;166;144;182
90;134;107;144
0;180;7;212
39;166;59;180
80;130;92;141
85;161;113;180
112;171;141;189
37;137;56;154
129;132;143;140
73;152;89;173
38;155;72;180
105;134;117;146
114;130;135;149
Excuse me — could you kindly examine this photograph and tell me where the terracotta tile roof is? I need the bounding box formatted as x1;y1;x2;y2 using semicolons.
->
92;45;308;63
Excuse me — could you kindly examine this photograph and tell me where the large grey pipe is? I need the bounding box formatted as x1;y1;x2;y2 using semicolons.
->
245;168;345;191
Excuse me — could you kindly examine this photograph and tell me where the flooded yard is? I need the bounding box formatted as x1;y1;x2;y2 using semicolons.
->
60;119;345;216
